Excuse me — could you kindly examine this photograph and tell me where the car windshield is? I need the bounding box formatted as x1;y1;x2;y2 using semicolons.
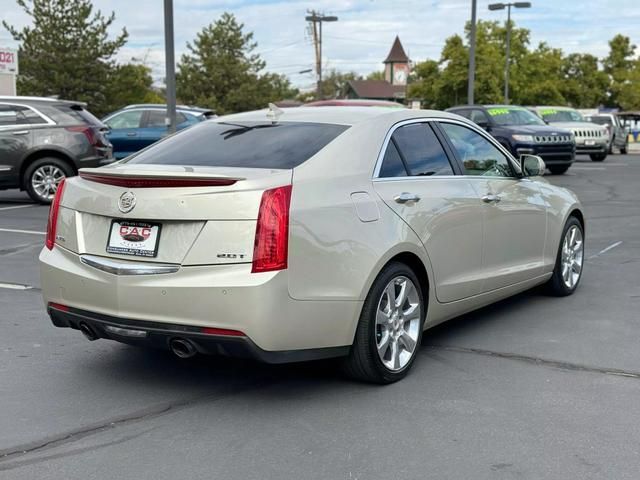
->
588;116;611;126
486;107;545;126
122;121;349;169
539;108;585;123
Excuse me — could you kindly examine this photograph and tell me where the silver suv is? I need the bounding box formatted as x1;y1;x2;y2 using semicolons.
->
531;106;609;161
585;113;629;154
0;96;113;203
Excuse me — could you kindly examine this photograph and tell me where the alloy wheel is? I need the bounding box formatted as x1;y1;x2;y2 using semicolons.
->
375;276;421;371
560;225;584;289
32;165;66;201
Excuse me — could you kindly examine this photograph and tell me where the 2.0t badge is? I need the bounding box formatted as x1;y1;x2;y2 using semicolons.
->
118;191;136;213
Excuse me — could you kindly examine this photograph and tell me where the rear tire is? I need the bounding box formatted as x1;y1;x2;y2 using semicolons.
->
24;157;73;204
621;144;628;155
343;262;425;384
546;216;584;297
548;165;569;175
590;153;607;162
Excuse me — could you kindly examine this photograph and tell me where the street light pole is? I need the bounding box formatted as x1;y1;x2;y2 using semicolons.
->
468;0;477;105
488;2;531;104
504;4;512;104
163;0;177;134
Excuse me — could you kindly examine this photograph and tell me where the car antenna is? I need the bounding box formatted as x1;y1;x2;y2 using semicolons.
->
266;103;284;124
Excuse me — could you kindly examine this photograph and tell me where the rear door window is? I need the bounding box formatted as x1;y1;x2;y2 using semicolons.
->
124;121;349;169
390;123;454;176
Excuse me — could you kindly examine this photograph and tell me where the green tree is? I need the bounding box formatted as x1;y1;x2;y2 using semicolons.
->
407;59;439;107
177;13;297;114
366;70;385;81
559;53;608;107
319;69;359;99
3;0;128;116
104;64;164;113
603;34;640;109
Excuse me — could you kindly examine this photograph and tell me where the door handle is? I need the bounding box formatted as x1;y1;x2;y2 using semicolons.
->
394;192;421;204
12;130;29;135
482;194;501;204
126;132;137;137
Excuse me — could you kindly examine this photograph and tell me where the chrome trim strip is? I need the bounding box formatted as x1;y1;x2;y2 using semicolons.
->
372;116;522;180
80;254;180;275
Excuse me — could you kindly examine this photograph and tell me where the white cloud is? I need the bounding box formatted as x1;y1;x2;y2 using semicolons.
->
1;0;639;89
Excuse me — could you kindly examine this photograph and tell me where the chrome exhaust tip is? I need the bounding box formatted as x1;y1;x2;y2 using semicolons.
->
169;338;197;359
78;322;98;341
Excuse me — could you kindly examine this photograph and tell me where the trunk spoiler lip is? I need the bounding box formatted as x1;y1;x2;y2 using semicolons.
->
78;169;245;188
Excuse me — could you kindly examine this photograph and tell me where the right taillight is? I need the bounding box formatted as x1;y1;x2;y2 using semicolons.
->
251;185;292;273
45;178;66;250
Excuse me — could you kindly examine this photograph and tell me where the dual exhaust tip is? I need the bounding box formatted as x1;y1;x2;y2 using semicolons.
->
78;322;198;359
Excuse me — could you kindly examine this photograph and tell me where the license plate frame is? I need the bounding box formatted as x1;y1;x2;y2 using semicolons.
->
106;220;162;258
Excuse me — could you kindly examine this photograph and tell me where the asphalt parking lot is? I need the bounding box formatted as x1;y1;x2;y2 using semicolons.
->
1;155;639;479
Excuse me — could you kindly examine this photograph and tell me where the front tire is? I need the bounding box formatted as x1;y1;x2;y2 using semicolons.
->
24;158;73;204
548;165;569;175
546;216;584;296
590;153;607;162
343;262;425;384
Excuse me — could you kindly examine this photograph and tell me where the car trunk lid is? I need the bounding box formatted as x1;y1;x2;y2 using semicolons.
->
55;164;292;266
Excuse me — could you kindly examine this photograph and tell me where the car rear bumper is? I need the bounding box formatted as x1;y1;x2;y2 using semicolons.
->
39;245;360;358
47;304;349;363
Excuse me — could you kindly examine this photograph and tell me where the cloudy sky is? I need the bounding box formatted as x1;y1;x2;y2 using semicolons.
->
1;0;639;90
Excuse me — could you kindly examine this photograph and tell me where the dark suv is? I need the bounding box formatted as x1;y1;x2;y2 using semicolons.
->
0;96;113;203
446;105;576;174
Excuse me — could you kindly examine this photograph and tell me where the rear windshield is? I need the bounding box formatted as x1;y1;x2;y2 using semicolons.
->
37;104;103;126
123;121;349;169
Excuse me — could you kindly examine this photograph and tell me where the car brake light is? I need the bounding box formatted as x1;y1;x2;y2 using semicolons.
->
45;178;66;250
66;125;96;145
78;172;237;188
251;185;292;273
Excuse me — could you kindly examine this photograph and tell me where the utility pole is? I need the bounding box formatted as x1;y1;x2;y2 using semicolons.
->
164;0;177;134
468;0;477;105
305;11;338;100
488;2;532;104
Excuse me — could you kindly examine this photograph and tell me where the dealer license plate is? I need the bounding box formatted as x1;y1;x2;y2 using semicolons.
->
106;220;161;257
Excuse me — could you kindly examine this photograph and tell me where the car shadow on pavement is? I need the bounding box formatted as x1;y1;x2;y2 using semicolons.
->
70;288;546;392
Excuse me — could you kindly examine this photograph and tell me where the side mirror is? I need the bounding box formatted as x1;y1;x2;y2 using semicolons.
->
476;120;490;131
520;154;546;177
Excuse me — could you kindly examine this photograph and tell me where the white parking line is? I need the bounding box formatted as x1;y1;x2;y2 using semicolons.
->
588;241;623;260
0;204;35;211
0;282;34;290
0;227;45;235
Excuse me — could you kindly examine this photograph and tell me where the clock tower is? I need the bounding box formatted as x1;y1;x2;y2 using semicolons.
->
384;36;409;86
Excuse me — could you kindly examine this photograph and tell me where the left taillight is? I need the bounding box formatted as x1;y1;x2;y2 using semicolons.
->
45;178;66;250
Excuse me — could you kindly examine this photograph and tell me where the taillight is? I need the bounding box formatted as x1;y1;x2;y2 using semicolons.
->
251;185;292;273
66;126;107;148
45;178;66;250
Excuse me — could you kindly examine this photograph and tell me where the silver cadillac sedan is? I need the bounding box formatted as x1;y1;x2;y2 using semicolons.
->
40;107;585;383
